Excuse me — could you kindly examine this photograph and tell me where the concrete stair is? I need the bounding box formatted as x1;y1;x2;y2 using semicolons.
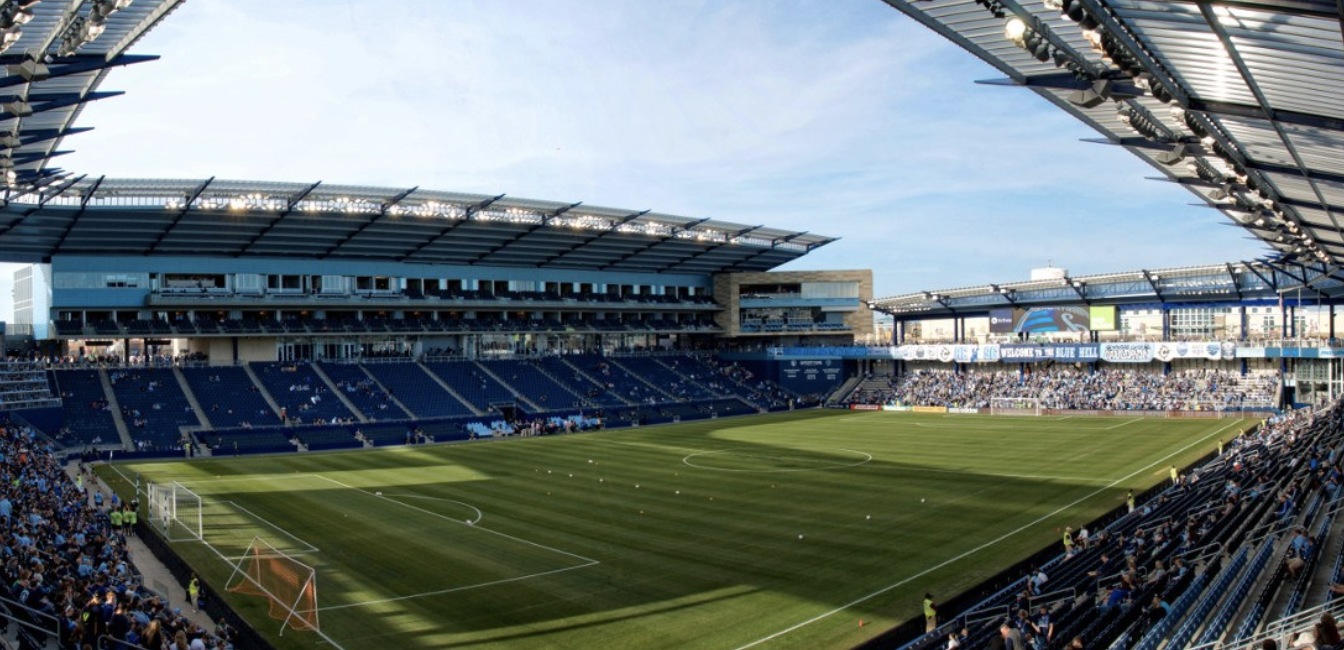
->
310;363;369;423
415;362;485;416
98;369;134;449
172;366;214;430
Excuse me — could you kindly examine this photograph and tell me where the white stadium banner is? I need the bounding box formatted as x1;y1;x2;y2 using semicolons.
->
1100;342;1155;363
898;344;1000;363
1153;341;1235;362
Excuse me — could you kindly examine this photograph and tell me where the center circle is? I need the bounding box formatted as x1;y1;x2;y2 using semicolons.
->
682;448;872;473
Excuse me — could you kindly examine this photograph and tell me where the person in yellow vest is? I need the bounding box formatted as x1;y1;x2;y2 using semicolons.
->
1218;439;1225;456
109;508;123;534
1063;527;1074;555
123;504;137;536
923;593;938;632
1127;490;1135;513
1170;465;1179;486
188;575;200;613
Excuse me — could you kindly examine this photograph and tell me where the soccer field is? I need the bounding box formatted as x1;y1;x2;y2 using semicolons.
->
97;410;1251;650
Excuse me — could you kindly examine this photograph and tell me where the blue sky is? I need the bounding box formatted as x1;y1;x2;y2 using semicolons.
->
1;0;1267;313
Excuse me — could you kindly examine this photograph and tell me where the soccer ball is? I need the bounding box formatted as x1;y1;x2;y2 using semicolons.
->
920;498;926;503
375;491;383;497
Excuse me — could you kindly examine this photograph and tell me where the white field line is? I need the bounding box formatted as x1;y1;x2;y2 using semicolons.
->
317;561;599;612
1104;418;1145;430
102;465;352;650
912;422;1118;431
383;493;484;524
172;473;325;485
729;417;1244;650
310;474;600;612
222;501;320;555
898;467;1106;483
313;475;600;565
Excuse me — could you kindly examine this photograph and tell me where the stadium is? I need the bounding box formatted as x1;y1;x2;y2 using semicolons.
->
0;1;1338;650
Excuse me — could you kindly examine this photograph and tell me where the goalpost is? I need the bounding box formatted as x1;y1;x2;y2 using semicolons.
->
989;397;1043;416
147;481;204;542
226;537;320;635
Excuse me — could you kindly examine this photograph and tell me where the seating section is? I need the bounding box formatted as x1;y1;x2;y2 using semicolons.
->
891;404;1343;650
885;368;1280;411
107;368;202;450
0;362;59;410
423;361;515;411
361;363;475;418
478;359;584;411
249;362;356;425
50;369;118;446
318;362;410;421
568;354;668;405
613;357;717;400
538;357;628;407
180;366;276;429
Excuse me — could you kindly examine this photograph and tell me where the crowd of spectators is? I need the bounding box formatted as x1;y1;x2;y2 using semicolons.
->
5;353;210;369
0;417;237;649
862;368;1278;411
934;402;1341;650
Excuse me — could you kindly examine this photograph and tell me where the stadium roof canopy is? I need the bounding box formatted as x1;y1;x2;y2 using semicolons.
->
0;0;180;184
0;0;833;275
881;0;1344;287
0;176;835;274
871;260;1342;318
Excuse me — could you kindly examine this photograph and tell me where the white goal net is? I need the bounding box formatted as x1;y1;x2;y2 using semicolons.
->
147;481;204;542
989;397;1043;416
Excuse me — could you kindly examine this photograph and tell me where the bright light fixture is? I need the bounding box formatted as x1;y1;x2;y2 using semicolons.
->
1003;17;1028;46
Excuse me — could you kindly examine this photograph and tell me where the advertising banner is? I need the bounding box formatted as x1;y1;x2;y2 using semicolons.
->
913;406;949;414
898;345;1001;363
1101;342;1155;363
989;308;1018;333
1013;307;1091;333
1152;341;1235;361
1089;306;1117;331
999;344;1100;362
882;405;912;412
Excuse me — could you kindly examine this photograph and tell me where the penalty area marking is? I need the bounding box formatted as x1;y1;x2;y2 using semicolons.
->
682;448;872;473
729;417;1245;650
383;493;483;525
311;474;600;612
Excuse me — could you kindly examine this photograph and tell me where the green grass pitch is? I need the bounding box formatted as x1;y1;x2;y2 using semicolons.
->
96;410;1252;650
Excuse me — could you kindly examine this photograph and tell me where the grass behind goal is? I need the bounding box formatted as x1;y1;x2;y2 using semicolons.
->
97;410;1251;650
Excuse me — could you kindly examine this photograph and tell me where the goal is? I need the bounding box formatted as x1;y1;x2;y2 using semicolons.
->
989;397;1043;416
147;481;204;542
226;537;319;634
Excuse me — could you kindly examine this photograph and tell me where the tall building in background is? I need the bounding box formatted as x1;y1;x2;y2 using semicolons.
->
12;265;50;340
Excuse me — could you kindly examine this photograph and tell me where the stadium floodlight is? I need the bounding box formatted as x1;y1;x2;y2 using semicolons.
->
1068;79;1112;109
11;58;47;81
1004;17;1028;46
1157;143;1187;166
0;99;27;117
